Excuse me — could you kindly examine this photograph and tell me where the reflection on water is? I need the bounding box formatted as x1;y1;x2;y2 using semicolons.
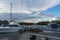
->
0;32;20;40
0;32;31;40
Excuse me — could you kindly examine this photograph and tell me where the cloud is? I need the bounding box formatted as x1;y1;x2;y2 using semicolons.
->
0;0;60;22
20;0;60;11
0;1;8;12
0;12;59;22
49;17;58;22
0;0;60;13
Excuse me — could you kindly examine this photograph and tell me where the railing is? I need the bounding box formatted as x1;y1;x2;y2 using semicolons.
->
31;33;60;40
21;25;60;40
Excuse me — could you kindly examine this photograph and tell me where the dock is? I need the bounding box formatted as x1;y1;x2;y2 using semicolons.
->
19;25;60;40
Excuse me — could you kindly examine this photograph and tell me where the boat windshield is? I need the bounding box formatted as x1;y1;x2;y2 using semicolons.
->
7;25;19;27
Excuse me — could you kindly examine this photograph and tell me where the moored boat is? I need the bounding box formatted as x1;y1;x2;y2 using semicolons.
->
0;22;21;33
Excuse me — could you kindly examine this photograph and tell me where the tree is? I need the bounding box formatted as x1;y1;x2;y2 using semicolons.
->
2;20;9;26
0;20;2;26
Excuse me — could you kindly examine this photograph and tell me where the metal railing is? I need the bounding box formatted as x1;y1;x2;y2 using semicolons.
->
31;33;60;40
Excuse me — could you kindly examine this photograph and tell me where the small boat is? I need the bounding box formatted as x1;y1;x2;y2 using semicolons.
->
0;22;21;33
48;22;58;28
0;3;21;33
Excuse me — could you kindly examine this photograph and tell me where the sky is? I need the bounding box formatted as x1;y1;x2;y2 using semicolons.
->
0;0;60;22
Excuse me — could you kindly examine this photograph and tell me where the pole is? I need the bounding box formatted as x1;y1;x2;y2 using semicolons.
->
10;3;12;22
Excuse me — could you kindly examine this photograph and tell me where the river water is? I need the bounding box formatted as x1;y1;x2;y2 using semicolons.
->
0;32;60;40
0;25;60;40
0;32;32;40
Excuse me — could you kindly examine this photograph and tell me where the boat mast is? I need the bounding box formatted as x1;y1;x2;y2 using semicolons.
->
10;3;12;22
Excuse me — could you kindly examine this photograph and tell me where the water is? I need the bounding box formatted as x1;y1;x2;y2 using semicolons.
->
0;25;60;40
0;32;60;40
0;32;31;40
0;32;20;40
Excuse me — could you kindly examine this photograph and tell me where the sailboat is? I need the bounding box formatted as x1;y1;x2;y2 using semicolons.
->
0;3;21;33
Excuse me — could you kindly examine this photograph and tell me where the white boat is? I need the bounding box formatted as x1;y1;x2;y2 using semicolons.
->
0;22;21;33
0;3;22;33
48;22;58;28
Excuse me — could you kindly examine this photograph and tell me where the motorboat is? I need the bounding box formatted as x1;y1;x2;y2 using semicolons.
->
48;22;58;28
0;22;21;33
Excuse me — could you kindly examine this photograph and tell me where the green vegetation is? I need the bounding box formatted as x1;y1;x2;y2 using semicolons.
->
0;20;60;26
36;21;49;25
19;21;60;25
19;22;35;25
0;20;9;26
19;22;49;25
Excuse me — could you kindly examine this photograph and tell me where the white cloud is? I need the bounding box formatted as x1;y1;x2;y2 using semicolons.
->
0;0;60;22
20;0;60;11
49;17;58;22
0;0;60;13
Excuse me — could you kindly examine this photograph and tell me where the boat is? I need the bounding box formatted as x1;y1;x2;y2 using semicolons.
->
0;22;21;33
48;22;58;28
0;3;21;33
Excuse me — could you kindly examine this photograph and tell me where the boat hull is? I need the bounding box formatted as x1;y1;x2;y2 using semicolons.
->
0;27;20;33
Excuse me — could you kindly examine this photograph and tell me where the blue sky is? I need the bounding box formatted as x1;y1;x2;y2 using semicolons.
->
0;0;60;22
45;4;60;17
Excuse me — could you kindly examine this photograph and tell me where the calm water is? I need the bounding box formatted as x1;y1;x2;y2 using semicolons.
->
0;32;60;40
0;25;60;40
0;32;31;40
